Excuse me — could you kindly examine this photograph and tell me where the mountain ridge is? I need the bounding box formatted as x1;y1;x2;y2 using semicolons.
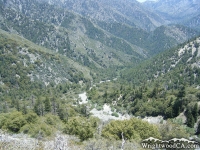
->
143;0;200;24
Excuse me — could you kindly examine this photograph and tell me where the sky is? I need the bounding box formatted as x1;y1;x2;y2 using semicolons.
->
136;0;147;2
136;0;158;2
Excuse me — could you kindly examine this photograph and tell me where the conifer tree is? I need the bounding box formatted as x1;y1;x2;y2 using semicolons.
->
16;99;20;111
3;102;8;113
44;97;51;112
103;91;108;103
192;103;198;122
196;92;200;101
177;85;185;99
34;98;44;116
186;109;195;128
22;102;27;114
52;97;57;115
196;121;200;135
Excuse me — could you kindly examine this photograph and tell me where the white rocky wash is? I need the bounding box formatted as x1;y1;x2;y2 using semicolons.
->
90;104;130;122
142;116;164;124
78;92;88;104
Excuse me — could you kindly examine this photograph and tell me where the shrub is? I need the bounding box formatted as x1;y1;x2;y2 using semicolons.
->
1;111;27;133
20;123;53;138
64;117;98;141
102;118;160;140
0;111;63;138
6;115;27;132
111;112;119;117
25;112;38;123
96;105;103;111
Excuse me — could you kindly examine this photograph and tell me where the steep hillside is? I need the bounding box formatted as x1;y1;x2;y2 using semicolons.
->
0;0;145;69
40;0;166;31
0;29;91;96
98;21;199;55
0;0;198;65
87;37;200;122
123;37;200;85
40;0;200;54
143;0;200;23
122;37;200;117
183;14;200;31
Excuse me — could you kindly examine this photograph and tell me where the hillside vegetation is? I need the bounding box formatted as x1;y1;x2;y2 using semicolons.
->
1;0;200;149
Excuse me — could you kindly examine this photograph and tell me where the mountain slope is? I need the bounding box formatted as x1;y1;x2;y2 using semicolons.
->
183;14;200;31
0;29;91;89
0;0;145;68
1;0;199;64
122;36;200;86
87;36;200;122
97;21;199;55
41;0;166;31
143;0;200;23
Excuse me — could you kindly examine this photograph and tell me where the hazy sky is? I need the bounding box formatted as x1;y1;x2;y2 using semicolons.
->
136;0;158;2
136;0;147;2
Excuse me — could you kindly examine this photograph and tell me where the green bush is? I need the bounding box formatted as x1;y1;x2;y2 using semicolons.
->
6;115;27;132
20;122;53;138
20;114;63;138
96;105;103;111
0;111;64;138
111;112;119;117
25;112;38;123
64;117;99;141
102;118;160;140
0;111;26;133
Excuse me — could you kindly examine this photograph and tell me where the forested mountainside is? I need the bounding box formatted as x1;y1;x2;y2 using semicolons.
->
0;29;90;106
0;0;199;67
86;37;200;143
143;0;200;23
0;28;161;149
1;0;200;149
0;0;145;69
184;14;200;31
87;37;200;139
39;0;166;31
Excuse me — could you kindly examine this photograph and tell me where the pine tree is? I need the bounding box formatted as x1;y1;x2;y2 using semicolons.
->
34;98;44;116
103;91;108;103
177;85;185;99
57;105;68;121
22;102;27;114
173;99;182;117
52;97;57;115
186;109;195;128
192;103;198;122
3;102;8;113
165;107;173;118
16;99;20;111
44;97;51;113
196;92;200;101
196;122;200;135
